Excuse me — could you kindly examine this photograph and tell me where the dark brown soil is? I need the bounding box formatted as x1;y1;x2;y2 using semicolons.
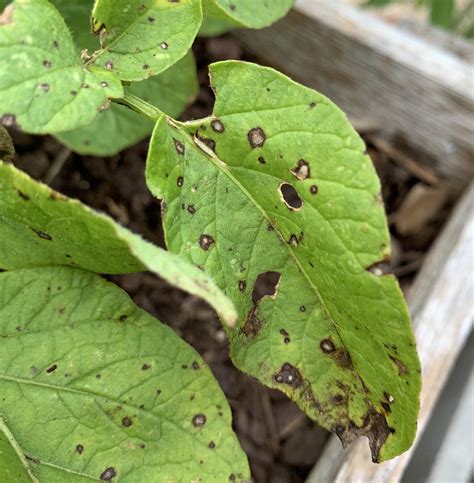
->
6;35;452;483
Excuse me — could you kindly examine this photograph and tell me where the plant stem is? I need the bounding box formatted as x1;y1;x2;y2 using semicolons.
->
114;92;164;122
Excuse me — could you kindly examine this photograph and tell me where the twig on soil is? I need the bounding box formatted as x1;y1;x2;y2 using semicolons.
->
43;146;71;184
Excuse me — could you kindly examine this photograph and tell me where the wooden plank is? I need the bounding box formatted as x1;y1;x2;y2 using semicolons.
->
235;0;474;189
307;183;474;482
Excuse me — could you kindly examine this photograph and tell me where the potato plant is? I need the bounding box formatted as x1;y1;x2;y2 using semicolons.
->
0;1;421;481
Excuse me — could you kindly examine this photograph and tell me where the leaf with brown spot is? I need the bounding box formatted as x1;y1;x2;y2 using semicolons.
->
0;161;237;327
146;61;421;462
0;267;250;481
0;0;122;134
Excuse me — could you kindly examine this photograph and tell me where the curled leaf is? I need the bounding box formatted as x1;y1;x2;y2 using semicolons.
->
0;161;237;327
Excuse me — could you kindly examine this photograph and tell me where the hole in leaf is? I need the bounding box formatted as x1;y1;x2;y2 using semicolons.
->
252;271;281;304
279;183;303;210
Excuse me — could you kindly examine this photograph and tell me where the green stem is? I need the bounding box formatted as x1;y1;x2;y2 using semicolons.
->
114;92;164;122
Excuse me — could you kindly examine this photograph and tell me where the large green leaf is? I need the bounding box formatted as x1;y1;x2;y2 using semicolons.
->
90;0;202;82
0;0;122;134
0;161;237;327
0;417;37;482
202;0;294;29
57;53;199;156
0;266;250;482
146;61;421;462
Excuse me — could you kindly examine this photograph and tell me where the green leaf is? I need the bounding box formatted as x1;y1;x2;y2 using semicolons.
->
0;161;237;327
430;0;454;29
199;15;236;37
56;52;199;156
202;0;294;29
49;0;98;53
0;266;250;482
0;417;37;482
146;61;421;462
0;0;123;134
90;0;202;82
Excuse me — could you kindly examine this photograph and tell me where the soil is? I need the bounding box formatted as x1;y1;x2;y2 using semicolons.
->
6;35;453;483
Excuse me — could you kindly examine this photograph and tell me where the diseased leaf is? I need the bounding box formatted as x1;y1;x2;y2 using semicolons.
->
0;161;237;327
57;52;199;156
146;61;421;462
0;0;122;134
0;266;250;482
90;0;202;82
202;0;294;29
0;417;37;482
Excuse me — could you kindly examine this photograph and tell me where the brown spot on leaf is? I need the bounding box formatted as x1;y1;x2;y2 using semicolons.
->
173;138;185;156
332;349;353;369
46;364;58;373
142;363;151;370
274;363;302;387
208;441;216;449
100;467;117;481
122;416;132;427
75;444;84;454
238;280;246;292
291;159;311;180
177;176;184;187
279;182;303;210
320;339;335;353
211;119;225;133
199;234;214;250
248;127;266;148
187;204;196;215
192;413;207;427
310;185;318;195
31;228;52;241
105;60;113;70
43;60;52;68
160;42;168;49
243;306;261;337
389;355;407;375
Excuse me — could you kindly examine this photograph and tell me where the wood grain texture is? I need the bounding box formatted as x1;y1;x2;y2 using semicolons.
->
235;0;474;189
307;183;474;482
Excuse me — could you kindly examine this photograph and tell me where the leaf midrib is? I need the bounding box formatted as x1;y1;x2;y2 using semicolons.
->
176;119;367;389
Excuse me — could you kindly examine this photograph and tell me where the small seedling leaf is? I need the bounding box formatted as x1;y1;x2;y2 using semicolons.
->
0;0;123;134
0;267;250;482
0;161;237;327
90;0;202;81
57;52;199;156
146;61;421;462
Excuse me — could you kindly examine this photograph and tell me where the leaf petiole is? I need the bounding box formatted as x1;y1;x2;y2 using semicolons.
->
114;92;164;122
